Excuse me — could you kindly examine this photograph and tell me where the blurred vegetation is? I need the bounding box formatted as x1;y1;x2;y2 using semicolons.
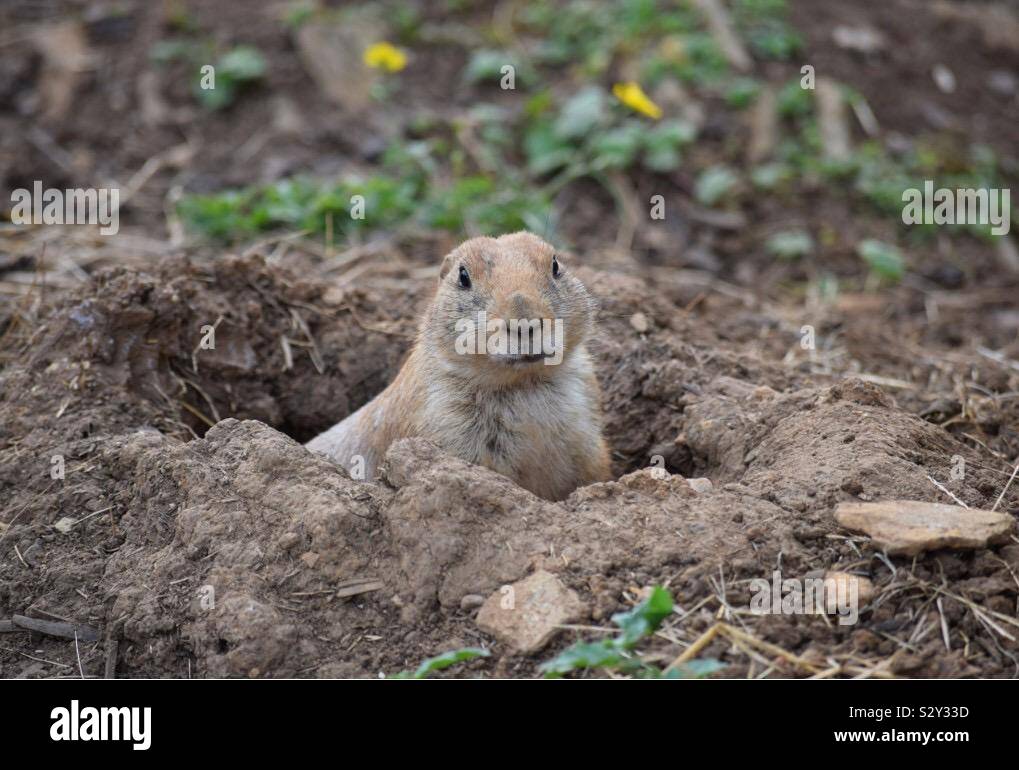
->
152;40;266;110
175;0;1014;289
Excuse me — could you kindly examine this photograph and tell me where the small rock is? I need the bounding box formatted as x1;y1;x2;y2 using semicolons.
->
278;532;300;551
460;594;484;611
932;64;956;94
476;570;586;654
53;516;76;534
832;25;885;54
299;551;320;568
835;501;1015;556
629;312;650;333
988;70;1017;96
823;571;875;607
686;477;713;494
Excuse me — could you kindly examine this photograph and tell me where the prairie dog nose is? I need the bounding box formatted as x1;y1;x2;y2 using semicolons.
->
500;291;547;355
506;290;551;319
509;290;535;319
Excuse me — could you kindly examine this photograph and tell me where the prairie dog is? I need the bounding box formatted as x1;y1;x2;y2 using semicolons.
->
306;231;611;500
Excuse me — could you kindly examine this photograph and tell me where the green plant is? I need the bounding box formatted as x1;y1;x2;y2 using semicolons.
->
523;86;697;178
280;0;317;29
766;230;814;260
750;162;793;190
151;39;266;110
388;647;490;679
734;0;802;61
857;239;905;283
198;46;266;109
464;49;534;87
777;78;812;119
725;77;761;109
178;139;550;243
695;165;739;205
540;586;725;678
643;120;697;171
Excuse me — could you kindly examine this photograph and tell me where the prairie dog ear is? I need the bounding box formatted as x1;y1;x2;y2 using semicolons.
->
438;252;455;281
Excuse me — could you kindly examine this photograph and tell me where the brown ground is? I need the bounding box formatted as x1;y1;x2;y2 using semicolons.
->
1;1;1018;677
1;248;1016;678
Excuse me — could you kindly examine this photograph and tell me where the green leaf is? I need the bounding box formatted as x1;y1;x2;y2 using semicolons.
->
777;79;811;118
386;647;490;679
695;165;739;206
554;86;607;140
857;239;905;282
766;230;814;260
524;121;575;176
464;49;527;85
642;120;696;172
539;640;624;678
643;144;681;172
750;162;792;189
409;647;489;679
663;659;727;679
612;586;674;647
746;26;802;60
150;38;198;64
589;124;643;171
218;46;267;81
647;119;697;147
538;586;726;678
725;77;761;109
195;80;237;110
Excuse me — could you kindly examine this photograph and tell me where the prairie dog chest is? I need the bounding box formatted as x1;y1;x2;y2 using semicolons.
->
424;369;596;480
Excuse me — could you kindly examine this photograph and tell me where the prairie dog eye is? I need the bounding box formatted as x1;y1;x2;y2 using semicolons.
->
458;265;471;289
552;255;561;278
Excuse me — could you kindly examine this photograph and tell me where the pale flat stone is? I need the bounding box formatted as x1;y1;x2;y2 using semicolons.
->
686;477;714;494
476;570;585;654
835;500;1014;556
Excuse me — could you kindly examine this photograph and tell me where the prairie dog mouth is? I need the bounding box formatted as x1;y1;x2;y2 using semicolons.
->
491;352;549;365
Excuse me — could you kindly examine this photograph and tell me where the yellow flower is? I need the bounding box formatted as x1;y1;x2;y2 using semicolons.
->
363;42;407;73
612;81;662;120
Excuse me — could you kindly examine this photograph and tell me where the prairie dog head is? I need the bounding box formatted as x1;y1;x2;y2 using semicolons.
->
425;232;597;382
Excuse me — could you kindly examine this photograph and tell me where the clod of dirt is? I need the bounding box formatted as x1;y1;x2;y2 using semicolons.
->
835;501;1015;556
475;570;586;654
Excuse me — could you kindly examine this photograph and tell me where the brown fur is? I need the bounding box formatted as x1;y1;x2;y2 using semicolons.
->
305;231;611;500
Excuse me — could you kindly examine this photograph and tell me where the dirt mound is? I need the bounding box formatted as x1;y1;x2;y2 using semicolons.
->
1;253;1017;678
